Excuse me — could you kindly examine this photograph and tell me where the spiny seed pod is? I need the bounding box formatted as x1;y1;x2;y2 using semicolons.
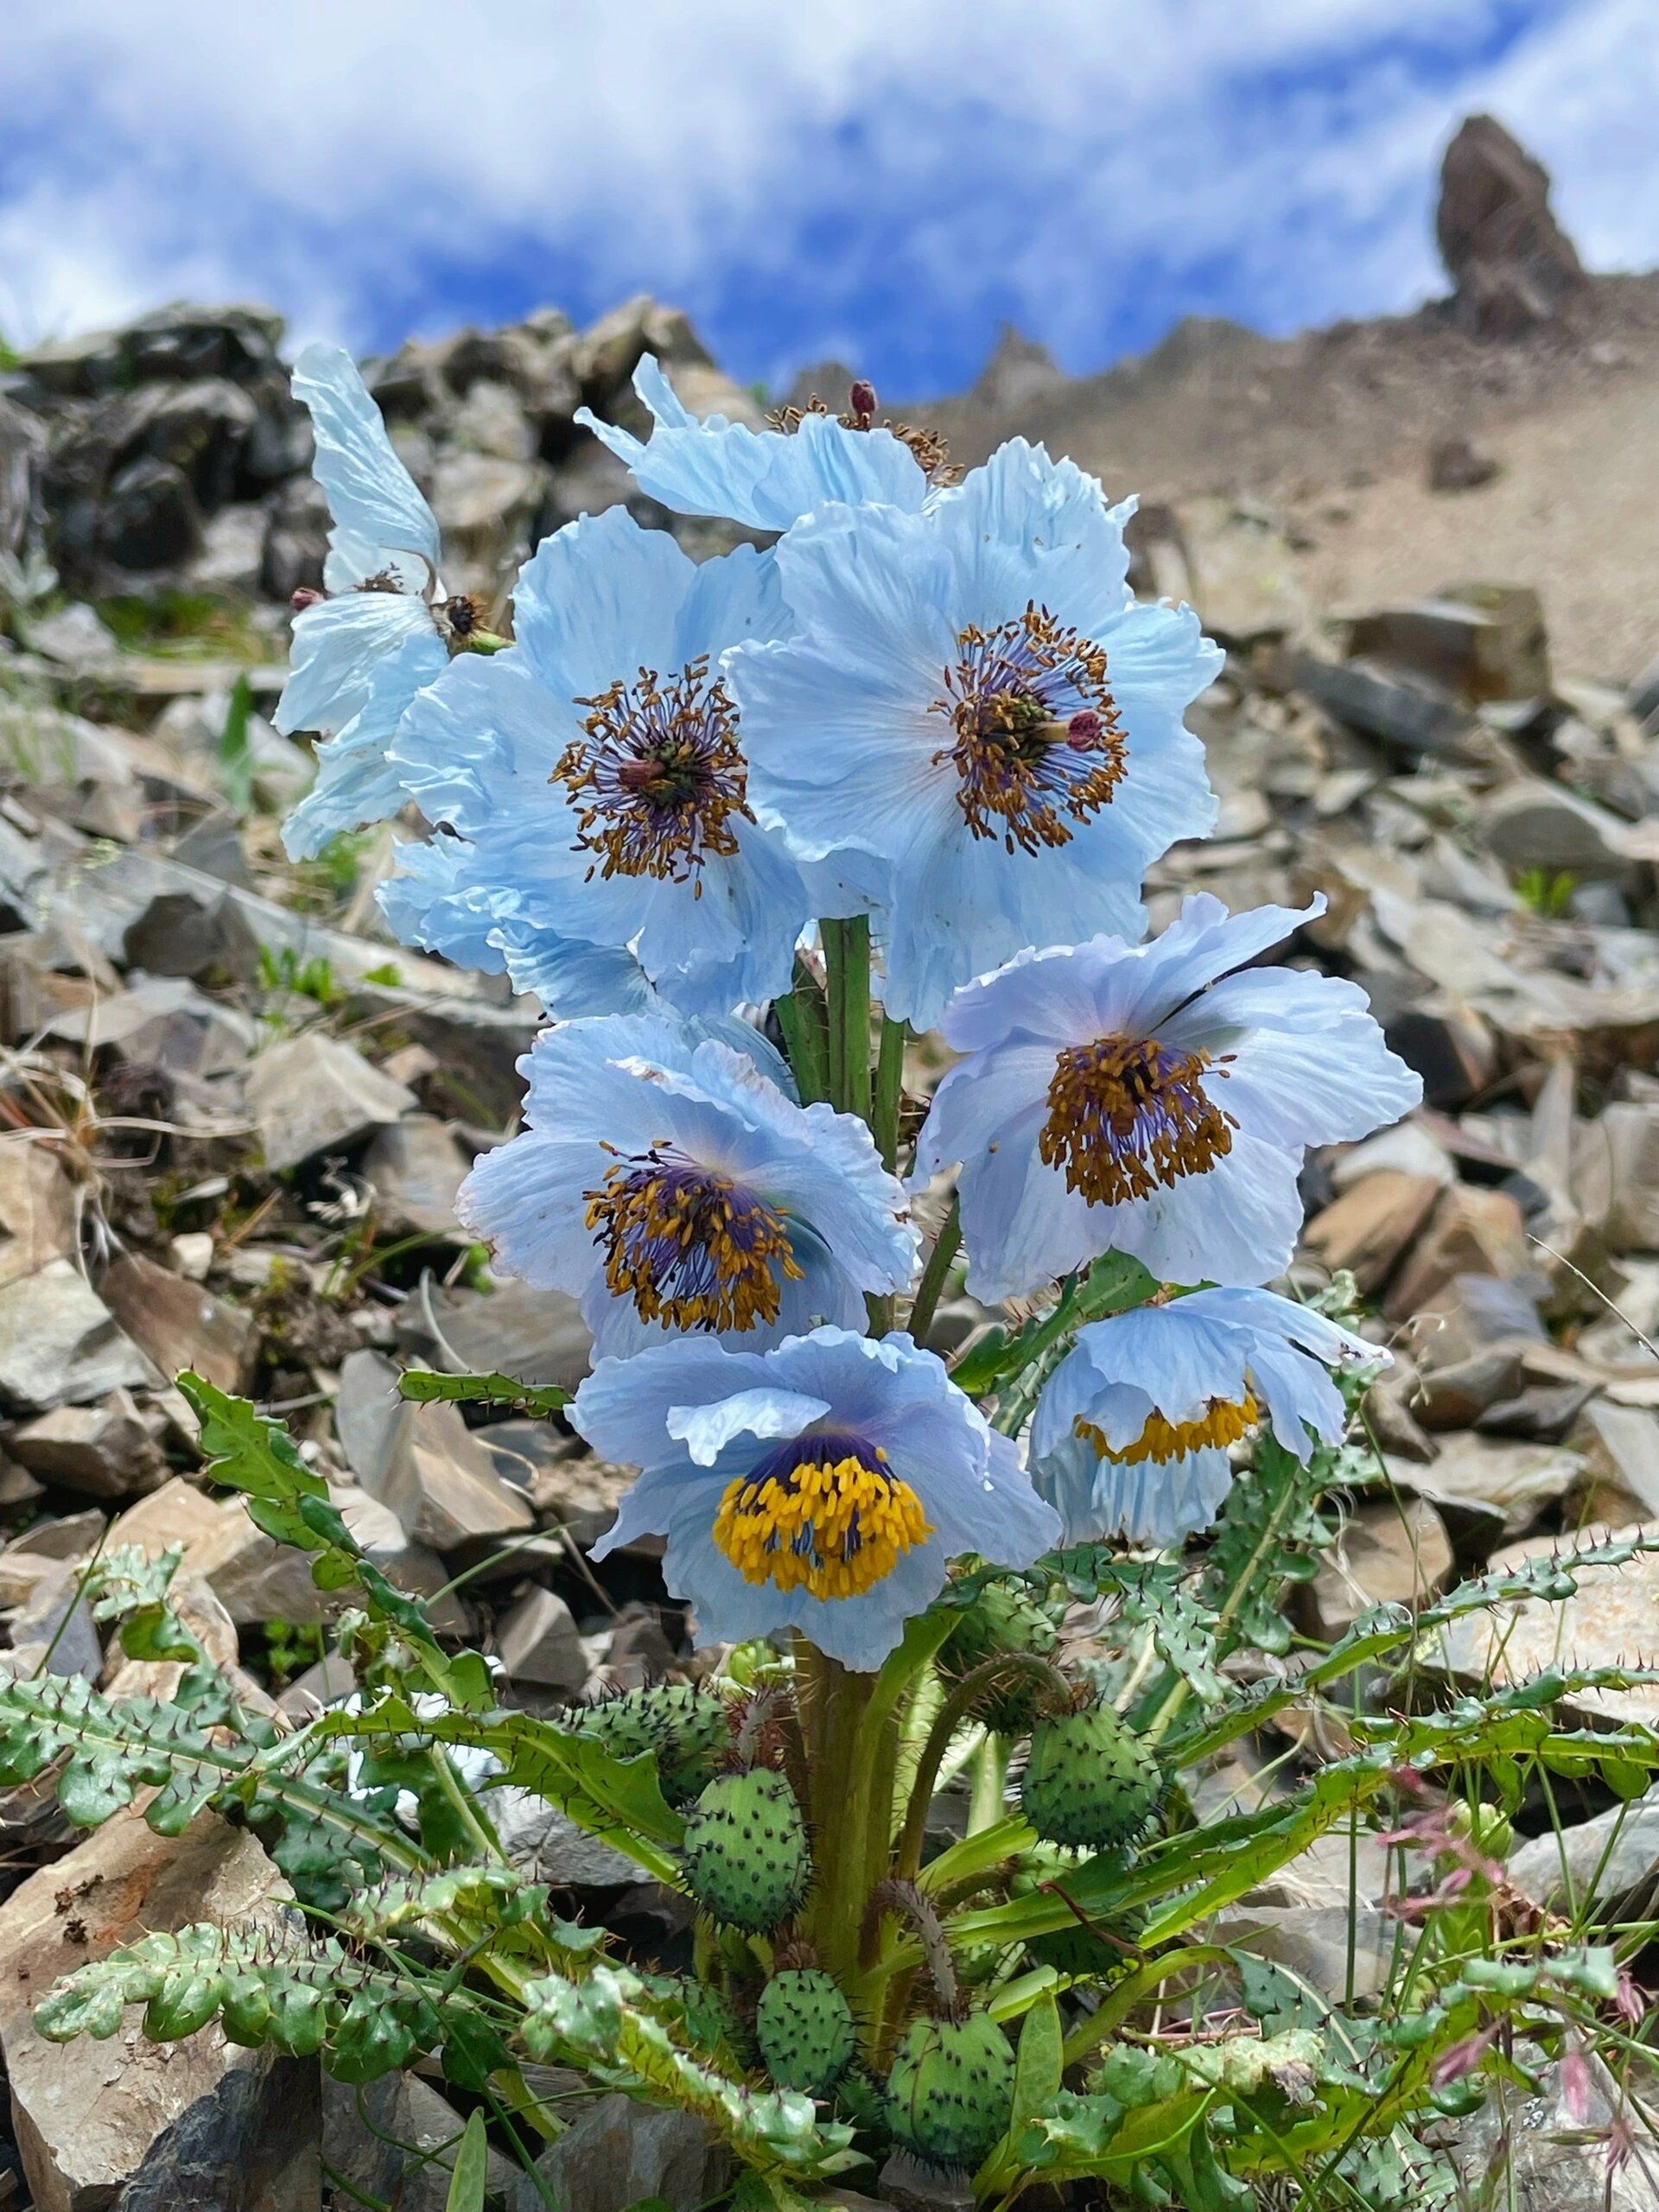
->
755;1967;856;2095
1020;1702;1161;1852
886;2011;1014;2170
938;1583;1059;1735
681;1768;810;1933
568;1681;733;1804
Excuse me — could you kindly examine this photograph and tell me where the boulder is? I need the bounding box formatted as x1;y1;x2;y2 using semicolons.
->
0;1259;153;1413
0;1808;317;2212
101;1251;253;1396
0;1144;78;1291
10;1389;166;1497
1437;114;1586;338
334;1350;535;1552
493;1585;589;1692
509;2089;728;2212
245;1032;416;1173
1306;1497;1453;1639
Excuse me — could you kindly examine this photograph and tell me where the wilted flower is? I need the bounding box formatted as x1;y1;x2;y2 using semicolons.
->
577;353;931;531
728;440;1220;1028
385;506;809;1015
276;344;463;858
458;1014;919;1359
1028;1287;1377;1545
573;1327;1060;1668
916;893;1422;1298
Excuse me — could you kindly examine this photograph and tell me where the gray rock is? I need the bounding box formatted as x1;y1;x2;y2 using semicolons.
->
0;1806;315;2212
1445;2053;1656;2210
493;1792;644;1887
101;454;202;570
1292;652;1473;758
1427;434;1499;492
1306;1497;1453;1640
169;812;251;888
396;1277;591;1393
879;2153;976;2212
10;1390;165;1497
1438;114;1586;338
0;1258;153;1412
1509;1790;1659;1916
0;1143;78;1291
323;2072;514;2210
3;1509;106;1561
361;1115;472;1236
1573;1399;1659;1522
46;972;257;1076
510;2089;728;2212
1400;1430;1584;1541
245;1032;416;1173
493;1585;589;1692
486;1427;630;1549
1212;1904;1399;2001
1480;779;1639;880
334;1350;535;1551
1574;1101;1659;1254
101;1250;254;1397
5;1558;104;1678
121;886;263;986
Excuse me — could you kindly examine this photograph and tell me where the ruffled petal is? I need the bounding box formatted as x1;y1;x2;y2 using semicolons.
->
281;628;448;857
292;343;441;587
275;589;435;739
668;1386;830;1465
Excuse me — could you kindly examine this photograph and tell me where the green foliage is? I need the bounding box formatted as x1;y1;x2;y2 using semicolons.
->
257;941;345;1007
397;1366;572;1418
219;671;255;814
1515;865;1578;916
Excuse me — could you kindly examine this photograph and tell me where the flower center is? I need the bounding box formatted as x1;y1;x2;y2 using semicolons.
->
1039;1035;1235;1206
930;603;1127;855
713;1428;932;1601
1076;1393;1260;1466
584;1147;802;1332
556;657;751;887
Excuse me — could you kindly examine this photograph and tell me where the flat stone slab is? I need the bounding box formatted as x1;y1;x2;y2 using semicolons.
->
0;1258;153;1412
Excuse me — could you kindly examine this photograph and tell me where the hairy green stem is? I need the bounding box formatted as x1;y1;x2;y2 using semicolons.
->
907;1196;962;1350
874;1014;907;1172
822;917;872;1122
893;1654;1070;1883
775;956;830;1105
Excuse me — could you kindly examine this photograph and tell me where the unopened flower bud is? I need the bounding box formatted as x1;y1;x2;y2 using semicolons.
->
1066;709;1103;751
290;587;325;613
849;379;877;422
1560;2044;1592;2125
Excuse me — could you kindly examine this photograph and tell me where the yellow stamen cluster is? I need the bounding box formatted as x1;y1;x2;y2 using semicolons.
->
584;1154;802;1332
1039;1033;1234;1206
714;1447;932;1601
1076;1391;1260;1465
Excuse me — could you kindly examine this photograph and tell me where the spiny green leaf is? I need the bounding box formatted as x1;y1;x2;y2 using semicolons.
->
178;1371;327;1552
397;1367;570;1418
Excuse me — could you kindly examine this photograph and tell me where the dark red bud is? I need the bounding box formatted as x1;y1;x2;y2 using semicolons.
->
290;587;326;613
1066;709;1103;750
849;378;878;420
617;757;659;793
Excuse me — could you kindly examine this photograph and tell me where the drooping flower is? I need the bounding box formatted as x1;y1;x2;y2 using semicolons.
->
575;355;933;532
915;893;1423;1299
458;1014;918;1360
277;344;476;859
1028;1287;1378;1546
574;1327;1060;1668
726;440;1222;1029
384;506;808;1015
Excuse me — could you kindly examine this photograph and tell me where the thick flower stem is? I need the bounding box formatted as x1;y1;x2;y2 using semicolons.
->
776;955;831;1105
893;1653;1071;1883
822;916;873;1123
874;1014;907;1173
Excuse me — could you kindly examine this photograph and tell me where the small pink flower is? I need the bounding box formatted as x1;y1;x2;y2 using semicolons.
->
1433;2024;1497;2088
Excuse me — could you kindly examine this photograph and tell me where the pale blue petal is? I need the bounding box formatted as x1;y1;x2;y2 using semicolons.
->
293;343;441;586
275;590;435;738
281;628;448;858
668;1387;830;1465
511;505;696;702
376;834;508;976
576;355;929;531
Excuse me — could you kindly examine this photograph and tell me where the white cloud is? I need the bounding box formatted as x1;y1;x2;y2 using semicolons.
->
0;0;1651;383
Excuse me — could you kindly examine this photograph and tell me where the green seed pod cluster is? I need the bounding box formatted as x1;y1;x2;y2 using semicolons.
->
886;2010;1014;2170
1020;1702;1161;1852
568;1681;733;1804
681;1768;810;1933
755;1967;856;2094
938;1582;1059;1735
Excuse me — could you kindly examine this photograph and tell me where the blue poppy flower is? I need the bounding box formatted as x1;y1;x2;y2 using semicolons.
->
457;1014;918;1363
385;506;809;1016
575;355;931;532
573;1326;1060;1669
727;440;1223;1029
276;344;461;858
378;831;656;1016
1029;1288;1378;1546
916;893;1423;1300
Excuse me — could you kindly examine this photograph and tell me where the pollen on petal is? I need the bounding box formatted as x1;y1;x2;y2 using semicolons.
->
713;1429;932;1601
1076;1391;1259;1466
584;1147;803;1332
1039;1033;1234;1206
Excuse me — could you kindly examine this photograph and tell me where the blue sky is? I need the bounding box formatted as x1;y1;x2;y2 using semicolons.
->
0;0;1655;397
